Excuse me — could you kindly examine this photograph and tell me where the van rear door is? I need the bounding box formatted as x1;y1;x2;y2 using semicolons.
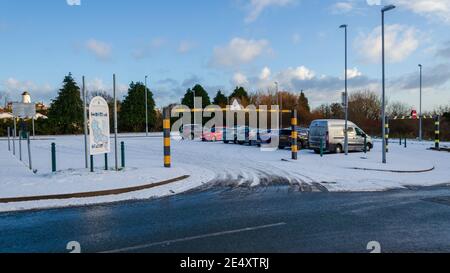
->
309;121;327;148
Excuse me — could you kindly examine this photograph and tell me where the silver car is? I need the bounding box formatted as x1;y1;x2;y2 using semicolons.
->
309;119;373;154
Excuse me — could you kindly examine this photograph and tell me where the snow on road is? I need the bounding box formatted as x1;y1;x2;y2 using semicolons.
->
0;135;449;212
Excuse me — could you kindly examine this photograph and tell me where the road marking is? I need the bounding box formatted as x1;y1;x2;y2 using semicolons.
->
100;222;287;253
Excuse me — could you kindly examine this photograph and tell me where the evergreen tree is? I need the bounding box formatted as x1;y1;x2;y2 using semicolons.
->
229;86;249;104
213;90;228;107
48;73;84;134
298;91;310;113
119;82;156;132
181;84;211;108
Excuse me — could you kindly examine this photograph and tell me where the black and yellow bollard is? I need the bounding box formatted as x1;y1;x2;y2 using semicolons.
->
435;115;440;150
291;110;298;160
385;116;390;153
163;108;171;168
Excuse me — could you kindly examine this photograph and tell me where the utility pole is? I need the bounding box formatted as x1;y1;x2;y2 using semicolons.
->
340;24;349;155
145;75;149;137
113;74;119;171
82;76;88;169
381;5;396;164
419;64;423;141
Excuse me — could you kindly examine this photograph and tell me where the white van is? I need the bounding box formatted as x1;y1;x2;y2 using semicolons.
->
309;119;373;154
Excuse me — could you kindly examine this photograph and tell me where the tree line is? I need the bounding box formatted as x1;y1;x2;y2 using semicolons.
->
1;73;449;140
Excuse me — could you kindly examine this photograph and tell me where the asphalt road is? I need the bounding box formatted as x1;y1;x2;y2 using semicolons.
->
1;185;450;253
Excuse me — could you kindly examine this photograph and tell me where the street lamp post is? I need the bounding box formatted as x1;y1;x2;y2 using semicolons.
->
381;4;396;164
340;24;349;155
275;82;281;128
419;64;423;141
144;75;149;137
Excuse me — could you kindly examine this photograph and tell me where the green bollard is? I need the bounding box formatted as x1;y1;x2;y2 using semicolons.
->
121;142;125;168
320;138;324;157
104;153;108;171
51;143;56;172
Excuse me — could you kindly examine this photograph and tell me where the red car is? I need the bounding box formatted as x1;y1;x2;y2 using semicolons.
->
202;127;224;142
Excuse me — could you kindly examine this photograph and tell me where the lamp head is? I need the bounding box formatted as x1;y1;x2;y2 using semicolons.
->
382;5;396;12
339;24;347;29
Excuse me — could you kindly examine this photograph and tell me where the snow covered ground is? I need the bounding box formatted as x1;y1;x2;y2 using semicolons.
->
0;134;449;212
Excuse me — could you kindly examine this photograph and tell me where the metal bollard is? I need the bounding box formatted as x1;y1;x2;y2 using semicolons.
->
7;127;11;152
51;143;56;172
435;115;440;150
364;135;367;154
399;137;402;146
90;155;94;173
404;137;407;148
121;141;125;168
104;153;108;171
163;108;171;168
27;132;32;170
13;118;16;156
291;110;298;160
320;138;324;157
19;130;22;161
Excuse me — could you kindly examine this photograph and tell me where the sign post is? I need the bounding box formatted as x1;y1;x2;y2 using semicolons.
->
89;96;111;172
82;76;89;169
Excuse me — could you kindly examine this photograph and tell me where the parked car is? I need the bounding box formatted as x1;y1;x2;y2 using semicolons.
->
182;124;203;140
278;127;310;150
223;127;238;144
201;127;224;142
309;119;373;154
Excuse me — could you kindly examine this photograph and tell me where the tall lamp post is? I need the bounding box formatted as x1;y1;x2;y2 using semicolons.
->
381;4;396;164
275;81;281;128
340;24;349;155
144;75;149;137
418;64;423;141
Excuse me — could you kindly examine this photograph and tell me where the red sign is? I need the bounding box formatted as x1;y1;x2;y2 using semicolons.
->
411;110;418;119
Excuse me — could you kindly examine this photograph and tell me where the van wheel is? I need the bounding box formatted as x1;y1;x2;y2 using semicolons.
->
335;144;343;154
314;149;320;154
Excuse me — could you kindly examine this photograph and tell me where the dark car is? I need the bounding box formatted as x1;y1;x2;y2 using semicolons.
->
278;127;310;150
223;127;238;144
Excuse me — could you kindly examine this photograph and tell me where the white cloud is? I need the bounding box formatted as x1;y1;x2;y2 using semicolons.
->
245;0;296;23
210;37;272;68
259;66;272;80
393;0;450;24
355;24;419;63
232;72;249;86
85;39;112;61
347;67;362;79
178;40;196;54
332;2;354;14
2;77;54;102
278;66;315;82
366;0;381;6
66;0;81;6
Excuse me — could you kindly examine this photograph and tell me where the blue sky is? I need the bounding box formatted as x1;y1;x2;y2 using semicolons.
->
0;0;450;111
